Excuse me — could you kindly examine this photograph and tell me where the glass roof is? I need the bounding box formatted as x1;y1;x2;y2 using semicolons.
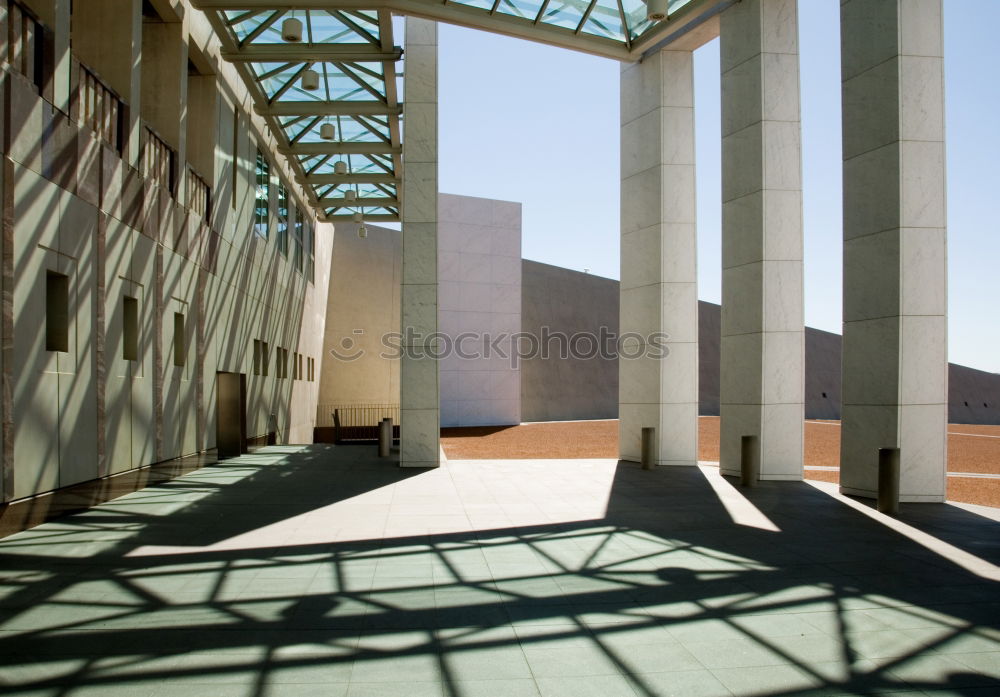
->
212;8;401;221
442;0;700;44
227;9;382;46
199;0;710;224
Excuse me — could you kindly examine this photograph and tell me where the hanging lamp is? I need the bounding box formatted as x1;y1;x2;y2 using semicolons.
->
644;0;668;22
301;68;320;91
282;12;303;42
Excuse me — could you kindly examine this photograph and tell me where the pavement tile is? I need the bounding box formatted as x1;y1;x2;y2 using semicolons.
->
0;446;996;697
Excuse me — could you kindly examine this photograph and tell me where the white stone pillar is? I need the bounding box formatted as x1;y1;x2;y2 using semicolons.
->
839;0;947;502
400;17;440;468
719;0;804;480
619;50;698;467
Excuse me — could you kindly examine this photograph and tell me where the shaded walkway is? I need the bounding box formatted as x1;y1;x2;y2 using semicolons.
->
1;445;999;696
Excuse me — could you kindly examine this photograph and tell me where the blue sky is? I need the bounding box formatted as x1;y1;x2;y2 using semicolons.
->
436;0;999;374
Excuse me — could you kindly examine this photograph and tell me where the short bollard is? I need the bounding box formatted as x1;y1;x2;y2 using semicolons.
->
877;447;900;515
741;435;759;488
378;418;392;458
641;427;655;470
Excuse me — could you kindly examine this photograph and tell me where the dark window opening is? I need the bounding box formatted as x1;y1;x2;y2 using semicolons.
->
173;313;186;367
123;296;139;361
46;271;70;352
276;347;287;379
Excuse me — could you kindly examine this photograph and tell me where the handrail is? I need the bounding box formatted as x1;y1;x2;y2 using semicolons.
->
316;403;399;429
143;125;176;193
186;166;212;225
79;65;125;153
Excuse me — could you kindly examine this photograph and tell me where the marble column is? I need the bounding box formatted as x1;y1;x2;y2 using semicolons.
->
839;0;947;502
400;17;440;468
619;49;698;467
719;0;804;480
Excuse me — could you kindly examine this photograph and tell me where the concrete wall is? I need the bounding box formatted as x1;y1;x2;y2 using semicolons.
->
520;261;619;423
1;0;329;503
318;222;401;414
439;194;521;427
318;195;523;429
523;271;1000;426
949;364;1000;426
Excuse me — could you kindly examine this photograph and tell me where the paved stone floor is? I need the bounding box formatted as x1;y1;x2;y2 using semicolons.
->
1;445;999;696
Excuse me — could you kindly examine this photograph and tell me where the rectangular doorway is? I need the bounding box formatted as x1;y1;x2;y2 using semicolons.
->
217;372;247;458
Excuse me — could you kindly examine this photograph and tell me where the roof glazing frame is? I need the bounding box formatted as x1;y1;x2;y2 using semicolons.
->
197;4;403;222
193;0;724;222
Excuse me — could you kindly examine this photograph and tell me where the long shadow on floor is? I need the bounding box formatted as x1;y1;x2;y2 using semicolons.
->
0;448;997;697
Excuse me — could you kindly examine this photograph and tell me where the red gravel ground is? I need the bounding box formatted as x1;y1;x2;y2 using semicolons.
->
440;417;1000;508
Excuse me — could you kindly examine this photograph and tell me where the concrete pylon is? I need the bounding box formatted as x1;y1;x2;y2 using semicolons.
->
619;49;699;467
839;0;948;502
718;0;805;481
400;17;441;468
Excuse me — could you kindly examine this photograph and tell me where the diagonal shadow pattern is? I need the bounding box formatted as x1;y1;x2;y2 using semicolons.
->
0;445;998;697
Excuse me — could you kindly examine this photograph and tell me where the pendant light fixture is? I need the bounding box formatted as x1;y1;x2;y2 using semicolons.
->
644;0;668;22
354;210;366;238
282;12;303;42
301;68;320;91
334;160;348;175
320;120;336;140
345;190;357;202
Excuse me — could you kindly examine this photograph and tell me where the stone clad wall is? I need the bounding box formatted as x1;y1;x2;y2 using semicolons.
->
1;0;330;503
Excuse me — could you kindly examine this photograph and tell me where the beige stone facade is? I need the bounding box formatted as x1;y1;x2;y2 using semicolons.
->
0;0;331;502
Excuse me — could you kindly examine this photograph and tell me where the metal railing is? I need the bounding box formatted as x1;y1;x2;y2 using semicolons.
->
186;166;211;224
143;125;176;193
317;403;400;443
317;404;399;429
80;65;125;153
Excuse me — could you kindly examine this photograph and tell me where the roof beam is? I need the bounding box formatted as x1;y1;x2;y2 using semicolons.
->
306;173;399;185
320;196;400;207
255;101;401;117
193;0;630;59
194;0;382;7
221;45;403;62
281;142;401;155
327;213;400;222
389;0;628;60
627;0;725;60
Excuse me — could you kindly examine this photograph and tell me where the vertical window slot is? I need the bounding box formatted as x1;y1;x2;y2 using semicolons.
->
123;295;138;361
46;271;70;352
173;312;185;366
